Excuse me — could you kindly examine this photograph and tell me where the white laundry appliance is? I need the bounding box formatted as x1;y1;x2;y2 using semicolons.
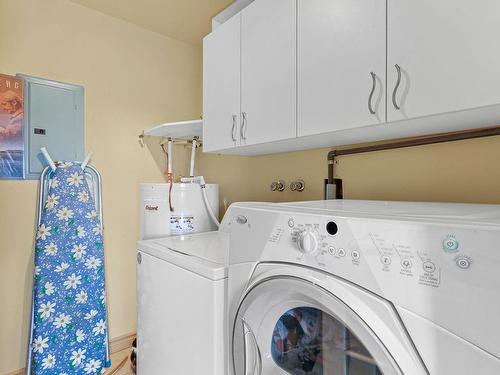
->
136;219;230;375
226;200;500;375
139;182;219;240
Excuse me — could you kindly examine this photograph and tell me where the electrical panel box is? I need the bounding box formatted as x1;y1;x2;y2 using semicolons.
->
19;74;84;179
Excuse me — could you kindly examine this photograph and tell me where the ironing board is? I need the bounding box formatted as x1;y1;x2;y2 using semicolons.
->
28;162;110;374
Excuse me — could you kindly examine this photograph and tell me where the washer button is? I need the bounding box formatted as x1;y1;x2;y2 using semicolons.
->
351;250;360;260
381;255;392;265
401;259;412;270
328;246;335;255
423;261;436;273
443;237;459;252
337;248;346;257
456;257;472;270
288;218;295;228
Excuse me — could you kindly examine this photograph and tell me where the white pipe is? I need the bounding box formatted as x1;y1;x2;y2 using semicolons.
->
81;151;93;170
167;139;173;177
40;147;56;171
201;184;220;227
180;175;220;227
189;138;197;177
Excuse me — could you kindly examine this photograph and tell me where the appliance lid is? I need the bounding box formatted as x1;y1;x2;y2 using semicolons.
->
137;231;228;280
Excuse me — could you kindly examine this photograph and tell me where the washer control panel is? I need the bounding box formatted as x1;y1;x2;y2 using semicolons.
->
264;213;496;295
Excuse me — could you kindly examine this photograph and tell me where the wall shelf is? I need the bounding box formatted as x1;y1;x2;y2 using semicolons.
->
142;119;202;141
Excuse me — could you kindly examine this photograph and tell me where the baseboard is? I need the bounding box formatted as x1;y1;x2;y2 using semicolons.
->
109;332;136;354
4;332;136;375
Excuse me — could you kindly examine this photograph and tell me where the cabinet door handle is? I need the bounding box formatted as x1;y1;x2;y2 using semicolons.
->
231;114;237;142
241;112;247;140
392;64;402;110
368;72;377;115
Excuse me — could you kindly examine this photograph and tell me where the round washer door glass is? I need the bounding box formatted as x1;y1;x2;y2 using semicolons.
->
272;307;382;374
233;277;400;375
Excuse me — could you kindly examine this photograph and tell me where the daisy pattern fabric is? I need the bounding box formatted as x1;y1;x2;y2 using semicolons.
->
31;163;110;374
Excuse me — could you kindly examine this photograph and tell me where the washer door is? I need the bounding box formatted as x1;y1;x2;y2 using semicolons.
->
232;277;401;375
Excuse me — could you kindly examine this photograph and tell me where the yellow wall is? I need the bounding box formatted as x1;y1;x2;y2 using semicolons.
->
0;0;201;372
2;0;500;373
151;133;500;212
196;135;500;209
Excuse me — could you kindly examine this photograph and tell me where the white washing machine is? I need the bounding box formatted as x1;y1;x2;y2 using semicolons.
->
136;224;230;375
226;200;500;375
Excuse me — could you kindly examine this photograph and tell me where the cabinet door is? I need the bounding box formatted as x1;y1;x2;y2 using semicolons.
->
388;0;500;122
241;0;296;146
298;0;386;137
203;14;241;152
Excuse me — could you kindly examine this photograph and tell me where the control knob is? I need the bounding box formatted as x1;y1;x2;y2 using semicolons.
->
297;228;320;255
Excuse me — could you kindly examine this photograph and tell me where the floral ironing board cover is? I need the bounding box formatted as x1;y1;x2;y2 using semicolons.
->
31;162;110;374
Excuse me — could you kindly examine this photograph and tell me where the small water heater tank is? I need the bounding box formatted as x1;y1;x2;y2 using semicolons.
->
140;183;219;240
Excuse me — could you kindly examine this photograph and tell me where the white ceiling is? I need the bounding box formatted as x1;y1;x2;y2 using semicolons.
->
69;0;234;44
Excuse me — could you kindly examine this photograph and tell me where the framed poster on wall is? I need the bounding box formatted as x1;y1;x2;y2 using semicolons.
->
0;73;24;179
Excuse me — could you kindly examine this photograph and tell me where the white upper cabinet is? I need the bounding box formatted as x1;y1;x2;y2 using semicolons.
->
203;14;241;152
298;0;387;137
388;0;500;122
203;0;500;155
240;0;297;146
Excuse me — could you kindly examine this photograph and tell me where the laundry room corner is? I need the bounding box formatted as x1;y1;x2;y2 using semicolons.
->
0;0;202;373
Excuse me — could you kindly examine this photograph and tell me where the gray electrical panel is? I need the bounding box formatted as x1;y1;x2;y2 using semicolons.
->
19;74;84;179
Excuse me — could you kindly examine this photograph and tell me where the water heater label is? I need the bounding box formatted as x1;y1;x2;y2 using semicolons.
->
170;215;195;235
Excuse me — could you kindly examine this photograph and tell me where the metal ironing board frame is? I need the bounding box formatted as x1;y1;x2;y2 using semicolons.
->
26;164;110;374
